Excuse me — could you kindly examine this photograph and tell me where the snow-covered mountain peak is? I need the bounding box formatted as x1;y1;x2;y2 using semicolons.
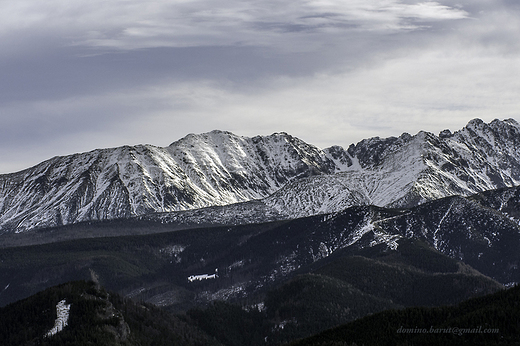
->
1;119;520;233
169;129;241;147
0;130;336;232
167;129;335;186
278;118;520;214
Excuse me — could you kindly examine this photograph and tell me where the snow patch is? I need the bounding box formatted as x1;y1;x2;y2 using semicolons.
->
45;300;71;338
274;318;297;331
228;260;245;270
246;301;265;312
188;270;219;282
126;287;146;298
188;274;217;282
160;244;186;263
198;283;246;301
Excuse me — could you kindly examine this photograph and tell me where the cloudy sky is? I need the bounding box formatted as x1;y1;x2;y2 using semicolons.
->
1;0;519;173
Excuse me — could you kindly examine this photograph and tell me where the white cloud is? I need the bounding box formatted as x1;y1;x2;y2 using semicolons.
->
130;43;519;148
0;0;469;51
391;1;469;20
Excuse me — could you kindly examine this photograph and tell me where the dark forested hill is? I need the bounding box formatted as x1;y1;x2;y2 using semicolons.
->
0;280;220;346
290;284;520;346
1;279;515;346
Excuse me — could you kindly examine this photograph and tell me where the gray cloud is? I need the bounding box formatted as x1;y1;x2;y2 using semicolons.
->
0;0;519;173
0;0;469;51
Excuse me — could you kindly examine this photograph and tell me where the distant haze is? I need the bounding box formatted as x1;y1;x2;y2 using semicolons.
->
1;0;519;173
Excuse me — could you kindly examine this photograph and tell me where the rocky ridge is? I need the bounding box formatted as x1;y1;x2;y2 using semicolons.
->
1;118;519;233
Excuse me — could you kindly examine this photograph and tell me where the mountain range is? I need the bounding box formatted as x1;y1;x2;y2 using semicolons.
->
1;118;520;345
1;118;520;233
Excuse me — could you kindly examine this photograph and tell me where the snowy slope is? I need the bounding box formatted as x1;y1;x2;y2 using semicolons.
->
1;119;520;233
262;118;520;217
0;131;335;232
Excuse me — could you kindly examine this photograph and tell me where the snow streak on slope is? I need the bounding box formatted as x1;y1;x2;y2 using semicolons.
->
45;300;71;338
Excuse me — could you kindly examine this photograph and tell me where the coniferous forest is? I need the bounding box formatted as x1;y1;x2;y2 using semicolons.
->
1;280;519;346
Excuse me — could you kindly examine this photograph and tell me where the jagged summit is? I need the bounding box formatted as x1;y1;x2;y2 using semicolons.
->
1;118;519;233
